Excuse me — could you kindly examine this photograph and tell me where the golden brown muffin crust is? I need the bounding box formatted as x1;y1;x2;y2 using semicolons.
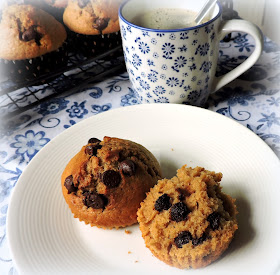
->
61;136;162;229
0;4;67;60
63;0;122;35
43;0;69;9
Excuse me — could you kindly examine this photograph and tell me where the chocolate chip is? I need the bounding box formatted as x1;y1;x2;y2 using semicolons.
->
192;234;207;246
21;27;37;41
207;212;220;230
78;0;89;8
83;191;108;209
19;26;43;46
176;188;190;201
85;144;101;156
64;175;77;194
88;137;101;144
155;194;172;212
102;170;121;188
93;18;109;31
119;159;136;176
174;231;192;248
170;202;190;222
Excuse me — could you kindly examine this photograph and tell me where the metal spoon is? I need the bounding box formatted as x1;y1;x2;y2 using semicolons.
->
194;0;217;25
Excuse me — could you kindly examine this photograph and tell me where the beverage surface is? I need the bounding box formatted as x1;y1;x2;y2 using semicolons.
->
131;8;209;29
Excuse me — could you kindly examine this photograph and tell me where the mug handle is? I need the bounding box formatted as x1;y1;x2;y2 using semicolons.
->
211;19;263;93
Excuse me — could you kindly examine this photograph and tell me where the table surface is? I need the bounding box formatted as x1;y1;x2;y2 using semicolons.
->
0;32;280;274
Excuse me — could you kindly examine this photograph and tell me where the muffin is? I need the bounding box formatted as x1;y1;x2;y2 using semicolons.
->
137;165;238;269
0;4;67;81
43;0;69;10
63;0;122;56
61;136;162;229
24;0;69;22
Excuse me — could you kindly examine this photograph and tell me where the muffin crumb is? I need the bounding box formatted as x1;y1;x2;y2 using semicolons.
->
137;165;238;269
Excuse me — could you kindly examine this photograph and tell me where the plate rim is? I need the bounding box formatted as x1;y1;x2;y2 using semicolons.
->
7;103;280;273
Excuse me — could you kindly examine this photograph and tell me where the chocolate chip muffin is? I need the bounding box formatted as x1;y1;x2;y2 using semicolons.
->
25;0;69;22
43;0;69;9
61;136;162;229
63;0;122;56
42;0;69;22
63;0;121;35
0;4;67;81
137;165;238;269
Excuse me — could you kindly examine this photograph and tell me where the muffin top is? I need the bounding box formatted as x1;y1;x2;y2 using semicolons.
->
43;0;69;9
0;4;67;60
63;0;122;35
61;136;162;229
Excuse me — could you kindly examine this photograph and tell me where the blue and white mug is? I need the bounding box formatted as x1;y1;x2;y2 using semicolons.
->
119;0;263;105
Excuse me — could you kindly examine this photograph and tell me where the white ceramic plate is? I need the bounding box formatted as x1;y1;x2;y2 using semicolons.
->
7;104;280;275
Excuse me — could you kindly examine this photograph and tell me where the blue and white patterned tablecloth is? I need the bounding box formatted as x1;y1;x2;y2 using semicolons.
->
0;32;280;274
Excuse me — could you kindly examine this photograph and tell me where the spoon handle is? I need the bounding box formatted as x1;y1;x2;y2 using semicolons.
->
195;0;217;24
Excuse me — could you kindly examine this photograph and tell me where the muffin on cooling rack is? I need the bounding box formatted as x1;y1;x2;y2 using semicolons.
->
137;165;238;269
24;0;69;22
61;136;162;229
0;4;67;82
63;0;122;56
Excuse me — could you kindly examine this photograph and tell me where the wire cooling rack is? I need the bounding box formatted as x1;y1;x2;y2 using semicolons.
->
0;1;236;120
0;44;126;120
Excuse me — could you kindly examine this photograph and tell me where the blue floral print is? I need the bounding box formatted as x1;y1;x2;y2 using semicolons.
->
267;97;280;106
210;32;215;42
156;32;165;37
154;96;169;103
121;88;139;106
162;43;175;59
173;56;187;68
121;25;126;40
147;59;155;66
200;61;212;73
151;38;157;45
139;79;150;90
66;101;88;119
195;43;210;56
147;70;158;83
233;33;255;52
64;120;76;129
132;54;142;69
37;98;69;116
0;180;12;203
9;130;49;164
88;87;103;98
153;86;166;96
169;33;176;40
180;32;189;40
188;63;197;71
166;77;179;87
179;45;188;52
258;112;280;128
172;56;187;72
138;42;150;54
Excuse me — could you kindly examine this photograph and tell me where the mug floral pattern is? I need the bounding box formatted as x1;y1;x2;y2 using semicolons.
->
120;19;220;106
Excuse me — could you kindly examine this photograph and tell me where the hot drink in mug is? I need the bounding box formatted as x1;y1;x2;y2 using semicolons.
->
119;0;263;105
132;8;209;29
